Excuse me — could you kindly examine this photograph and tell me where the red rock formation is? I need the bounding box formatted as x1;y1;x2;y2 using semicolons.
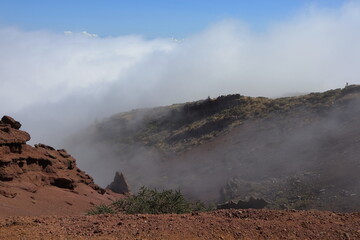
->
0;116;123;216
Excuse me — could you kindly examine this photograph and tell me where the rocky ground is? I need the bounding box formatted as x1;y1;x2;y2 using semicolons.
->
0;209;359;240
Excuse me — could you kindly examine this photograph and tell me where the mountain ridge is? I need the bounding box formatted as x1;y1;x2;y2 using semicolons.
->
93;85;360;154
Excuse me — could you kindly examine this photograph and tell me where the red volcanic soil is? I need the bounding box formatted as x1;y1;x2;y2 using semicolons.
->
0;209;359;240
0;116;122;216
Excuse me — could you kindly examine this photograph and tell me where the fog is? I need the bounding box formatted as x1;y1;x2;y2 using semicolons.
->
1;2;360;196
68;95;360;208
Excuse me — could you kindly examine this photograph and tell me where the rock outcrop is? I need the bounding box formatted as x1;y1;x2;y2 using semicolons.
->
106;172;130;194
0;116;122;216
217;197;269;210
1;115;22;129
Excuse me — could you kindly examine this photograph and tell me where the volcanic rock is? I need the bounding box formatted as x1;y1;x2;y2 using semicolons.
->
49;177;76;190
217;197;269;210
0;125;30;145
1;115;21;129
106;172;130;194
34;143;55;150
0;116;123;216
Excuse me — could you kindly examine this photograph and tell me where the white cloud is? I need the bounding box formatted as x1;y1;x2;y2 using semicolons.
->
0;2;360;146
0;28;175;114
64;30;99;38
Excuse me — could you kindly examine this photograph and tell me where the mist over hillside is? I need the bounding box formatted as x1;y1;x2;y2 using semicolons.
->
1;2;359;148
1;0;359;212
66;85;360;211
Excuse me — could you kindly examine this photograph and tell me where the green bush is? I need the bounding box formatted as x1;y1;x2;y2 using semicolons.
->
112;186;208;214
87;203;116;215
86;186;210;215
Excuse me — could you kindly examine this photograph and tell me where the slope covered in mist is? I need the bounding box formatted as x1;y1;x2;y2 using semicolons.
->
68;85;360;212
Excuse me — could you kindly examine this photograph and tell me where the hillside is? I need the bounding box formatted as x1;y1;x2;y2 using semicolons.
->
68;85;360;212
0;116;122;216
91;85;360;153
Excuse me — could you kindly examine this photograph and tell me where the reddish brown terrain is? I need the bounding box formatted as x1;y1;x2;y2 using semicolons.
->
0;209;359;239
0;116;122;217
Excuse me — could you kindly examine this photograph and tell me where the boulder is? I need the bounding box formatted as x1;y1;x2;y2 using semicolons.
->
1;116;21;129
49;177;76;190
217;196;269;210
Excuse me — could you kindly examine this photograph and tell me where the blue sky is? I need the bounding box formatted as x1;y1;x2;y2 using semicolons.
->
0;0;348;38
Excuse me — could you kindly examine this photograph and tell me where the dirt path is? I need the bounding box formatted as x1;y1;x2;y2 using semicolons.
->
1;209;359;239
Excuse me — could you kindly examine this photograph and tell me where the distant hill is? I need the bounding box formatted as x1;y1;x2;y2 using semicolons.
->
68;85;360;212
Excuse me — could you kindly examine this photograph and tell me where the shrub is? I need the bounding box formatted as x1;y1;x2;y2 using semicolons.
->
112;186;208;214
86;186;210;215
87;203;116;215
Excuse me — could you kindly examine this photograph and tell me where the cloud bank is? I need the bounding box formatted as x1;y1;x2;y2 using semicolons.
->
1;1;360;148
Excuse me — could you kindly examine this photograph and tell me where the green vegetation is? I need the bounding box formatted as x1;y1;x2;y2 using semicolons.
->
87;203;116;215
87;186;210;215
113;186;208;214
